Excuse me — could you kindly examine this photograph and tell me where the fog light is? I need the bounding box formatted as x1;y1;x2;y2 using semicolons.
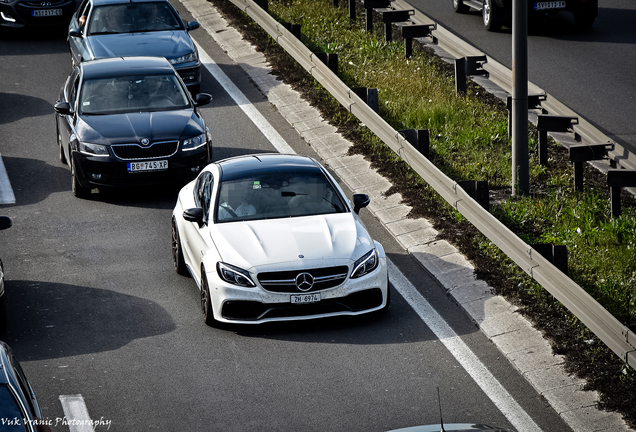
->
190;166;201;173
89;173;103;180
1;12;16;22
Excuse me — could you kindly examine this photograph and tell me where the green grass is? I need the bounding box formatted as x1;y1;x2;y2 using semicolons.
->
267;1;636;332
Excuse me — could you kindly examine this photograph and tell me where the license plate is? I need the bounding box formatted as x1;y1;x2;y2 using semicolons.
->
291;293;321;304
127;160;168;172
32;9;62;16
534;1;566;10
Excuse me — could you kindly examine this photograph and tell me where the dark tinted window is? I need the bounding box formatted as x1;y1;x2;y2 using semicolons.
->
0;386;28;431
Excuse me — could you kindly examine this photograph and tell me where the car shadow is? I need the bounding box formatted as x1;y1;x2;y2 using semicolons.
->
0;93;53;126
2;280;176;361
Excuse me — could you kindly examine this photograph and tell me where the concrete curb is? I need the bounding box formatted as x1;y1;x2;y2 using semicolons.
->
178;1;631;430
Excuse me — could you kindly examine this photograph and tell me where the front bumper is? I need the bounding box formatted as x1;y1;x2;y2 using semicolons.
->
73;144;209;189
207;258;389;324
175;64;201;89
0;0;76;28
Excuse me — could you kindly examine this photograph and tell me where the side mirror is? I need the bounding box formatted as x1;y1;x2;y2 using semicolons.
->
186;21;200;31
194;93;212;107
0;216;11;231
69;28;82;38
352;194;370;214
54;101;72;115
183;208;204;225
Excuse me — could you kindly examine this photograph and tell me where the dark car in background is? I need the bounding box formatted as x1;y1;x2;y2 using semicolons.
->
67;0;201;92
0;341;51;432
54;56;212;198
0;0;79;29
452;0;597;31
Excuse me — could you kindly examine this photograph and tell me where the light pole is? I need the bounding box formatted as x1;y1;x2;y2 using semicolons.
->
511;0;529;196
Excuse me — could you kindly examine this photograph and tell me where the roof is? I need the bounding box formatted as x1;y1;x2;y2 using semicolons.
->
217;154;324;182
81;56;176;79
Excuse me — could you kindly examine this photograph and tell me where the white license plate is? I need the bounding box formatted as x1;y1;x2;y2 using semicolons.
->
291;293;321;304
534;1;566;10
127;160;168;172
32;9;62;16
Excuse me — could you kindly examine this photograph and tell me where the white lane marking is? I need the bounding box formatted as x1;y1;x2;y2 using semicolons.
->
195;41;296;155
0;155;16;204
59;394;96;432
388;259;542;432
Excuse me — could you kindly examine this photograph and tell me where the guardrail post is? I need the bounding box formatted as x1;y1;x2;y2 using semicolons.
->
531;244;568;275
400;24;434;59
399;129;429;158
607;169;636;218
536;115;579;166
363;0;391;32
254;0;268;12
281;23;301;39
352;87;379;113
568;144;613;191
375;9;414;42
458;180;489;210
455;56;487;95
506;94;545;137
314;52;339;75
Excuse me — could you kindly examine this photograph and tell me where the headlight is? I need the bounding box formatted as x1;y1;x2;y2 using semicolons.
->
182;133;207;151
169;52;198;65
217;262;256;287
79;142;109;157
350;249;379;279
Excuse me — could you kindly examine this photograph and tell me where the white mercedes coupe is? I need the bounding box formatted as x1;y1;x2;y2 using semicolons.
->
171;153;389;325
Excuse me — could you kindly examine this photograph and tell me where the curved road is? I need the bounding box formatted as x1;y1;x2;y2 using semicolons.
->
407;0;636;153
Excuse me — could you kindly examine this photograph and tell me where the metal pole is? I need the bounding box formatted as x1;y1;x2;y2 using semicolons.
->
511;0;529;196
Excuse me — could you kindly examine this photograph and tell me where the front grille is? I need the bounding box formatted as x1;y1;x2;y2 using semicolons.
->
257;266;349;293
111;141;179;160
222;288;384;321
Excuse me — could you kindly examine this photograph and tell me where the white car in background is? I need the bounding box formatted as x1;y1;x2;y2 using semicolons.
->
171;154;389;326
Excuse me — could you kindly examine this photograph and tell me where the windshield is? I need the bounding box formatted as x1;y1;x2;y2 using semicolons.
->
88;3;182;35
79;74;191;115
216;172;347;222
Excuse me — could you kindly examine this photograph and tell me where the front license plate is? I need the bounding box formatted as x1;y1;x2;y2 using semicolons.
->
127;160;168;172
32;9;62;16
291;293;321;304
534;1;566;10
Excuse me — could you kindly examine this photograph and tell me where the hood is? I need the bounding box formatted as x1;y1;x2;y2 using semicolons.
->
85;31;194;62
76;110;203;145
211;214;375;270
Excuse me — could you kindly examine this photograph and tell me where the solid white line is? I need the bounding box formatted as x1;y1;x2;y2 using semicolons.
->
195;41;296;155
59;394;95;432
0;156;16;204
388;259;542;432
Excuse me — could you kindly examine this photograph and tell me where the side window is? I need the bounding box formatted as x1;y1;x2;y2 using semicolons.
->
65;69;79;109
12;358;38;417
78;0;91;29
194;172;214;224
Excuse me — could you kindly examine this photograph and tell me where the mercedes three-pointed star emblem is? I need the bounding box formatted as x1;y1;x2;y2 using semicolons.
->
295;272;314;292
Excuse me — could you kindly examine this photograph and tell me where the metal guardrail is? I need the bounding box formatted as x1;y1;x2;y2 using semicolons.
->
225;0;636;368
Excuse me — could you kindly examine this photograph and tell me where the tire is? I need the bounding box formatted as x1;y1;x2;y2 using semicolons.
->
171;218;188;276
453;0;470;13
482;0;502;31
573;10;595;30
70;156;91;199
200;271;217;327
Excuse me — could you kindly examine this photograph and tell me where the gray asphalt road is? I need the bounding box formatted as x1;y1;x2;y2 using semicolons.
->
0;10;572;432
407;0;636;153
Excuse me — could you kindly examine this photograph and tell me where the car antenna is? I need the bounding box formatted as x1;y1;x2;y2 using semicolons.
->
437;387;446;432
